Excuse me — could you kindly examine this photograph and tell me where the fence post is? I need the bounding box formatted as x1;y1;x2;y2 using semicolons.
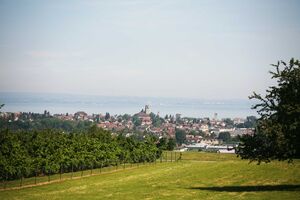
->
60;165;62;180
166;152;168;162
175;152;177;162
180;152;182;161
100;162;102;174
19;175;23;187
71;164;73;179
35;167;37;185
48;170;50;182
123;160;125;170
81;165;83;177
4;173;7;189
171;152;173;162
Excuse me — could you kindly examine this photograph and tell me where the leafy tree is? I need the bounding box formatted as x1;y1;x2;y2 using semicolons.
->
245;116;257;128
150;112;164;127
167;138;176;150
105;112;110;120
236;58;300;163
223;118;234;128
0;125;160;180
236;116;257;128
157;137;168;150
218;132;231;143
156;137;176;151
132;115;142;127
209;132;216;139
0;130;31;180
175;129;186;145
122;114;131;121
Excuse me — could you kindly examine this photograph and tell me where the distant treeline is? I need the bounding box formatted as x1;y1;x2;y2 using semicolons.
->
0;125;160;181
0;117;93;132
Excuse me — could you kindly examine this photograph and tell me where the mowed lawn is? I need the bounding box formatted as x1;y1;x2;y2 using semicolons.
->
1;152;300;200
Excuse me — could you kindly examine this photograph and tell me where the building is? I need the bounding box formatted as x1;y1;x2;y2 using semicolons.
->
145;105;151;114
136;111;152;125
175;113;181;121
214;113;218;120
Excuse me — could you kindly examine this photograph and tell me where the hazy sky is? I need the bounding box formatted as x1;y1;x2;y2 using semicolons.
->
0;0;299;99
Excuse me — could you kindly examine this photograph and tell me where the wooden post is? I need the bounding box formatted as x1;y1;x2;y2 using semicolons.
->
71;164;73;179
166;152;168;162
81;165;83;177
100;162;102;174
48;170;50;182
180;152;182;161
171;152;173;162
4;173;7;189
19;176;23;187
60;165;62;180
35;167;37;184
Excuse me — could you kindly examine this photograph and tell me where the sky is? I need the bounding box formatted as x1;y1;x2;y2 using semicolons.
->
0;0;299;100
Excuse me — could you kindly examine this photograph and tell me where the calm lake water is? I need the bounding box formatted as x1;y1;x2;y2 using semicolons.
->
0;92;257;118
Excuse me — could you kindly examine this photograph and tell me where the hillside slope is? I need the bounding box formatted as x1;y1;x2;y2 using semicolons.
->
1;153;299;200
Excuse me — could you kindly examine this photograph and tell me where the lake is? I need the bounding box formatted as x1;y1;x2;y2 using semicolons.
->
0;92;257;119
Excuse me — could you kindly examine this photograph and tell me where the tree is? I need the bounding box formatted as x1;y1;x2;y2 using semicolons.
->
236;116;257;128
236;58;300;163
150;112;164;127
157;137;168;150
122;114;131;121
132;115;142;127
218;132;231;143
0;125;160;181
209;132;217;139
105;112;110;120
175;129;186;145
223;118;234;128
167;138;176;150
245;116;257;128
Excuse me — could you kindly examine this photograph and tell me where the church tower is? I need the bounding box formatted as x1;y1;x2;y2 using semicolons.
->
145;105;150;114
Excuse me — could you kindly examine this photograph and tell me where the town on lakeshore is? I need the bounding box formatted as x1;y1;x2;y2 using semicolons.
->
0;105;256;153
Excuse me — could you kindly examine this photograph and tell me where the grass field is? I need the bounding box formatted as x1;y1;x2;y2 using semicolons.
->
1;152;300;200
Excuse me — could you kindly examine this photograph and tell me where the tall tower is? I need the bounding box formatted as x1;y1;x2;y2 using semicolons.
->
145;105;150;114
214;113;218;121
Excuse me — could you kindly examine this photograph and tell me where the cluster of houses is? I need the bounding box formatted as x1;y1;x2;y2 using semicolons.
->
1;105;255;153
54;105;254;149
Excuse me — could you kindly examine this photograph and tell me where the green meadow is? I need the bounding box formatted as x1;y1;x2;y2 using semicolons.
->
1;152;299;200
